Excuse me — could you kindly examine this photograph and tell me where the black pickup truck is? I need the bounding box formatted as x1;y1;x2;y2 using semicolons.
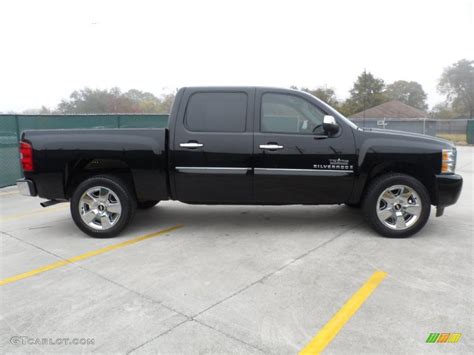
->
16;87;462;238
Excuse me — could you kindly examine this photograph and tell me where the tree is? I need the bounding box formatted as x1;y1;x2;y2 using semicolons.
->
156;92;176;113
385;80;427;110
22;106;52;114
438;59;474;118
56;88;174;114
124;89;170;113
299;87;340;109
57;88;127;113
340;70;388;116
430;102;457;119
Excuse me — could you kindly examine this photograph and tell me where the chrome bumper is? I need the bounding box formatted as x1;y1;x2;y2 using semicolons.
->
16;179;37;196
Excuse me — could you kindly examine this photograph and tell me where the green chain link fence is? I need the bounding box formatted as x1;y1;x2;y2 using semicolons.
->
467;120;474;144
1;115;472;188
0;114;169;187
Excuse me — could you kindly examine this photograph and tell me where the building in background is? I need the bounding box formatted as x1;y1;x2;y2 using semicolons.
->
349;100;429;120
347;100;436;136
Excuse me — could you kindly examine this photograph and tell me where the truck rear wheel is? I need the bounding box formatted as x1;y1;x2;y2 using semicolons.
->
363;173;431;238
70;175;136;238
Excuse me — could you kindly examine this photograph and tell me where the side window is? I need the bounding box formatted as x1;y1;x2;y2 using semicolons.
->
185;92;247;132
261;93;325;134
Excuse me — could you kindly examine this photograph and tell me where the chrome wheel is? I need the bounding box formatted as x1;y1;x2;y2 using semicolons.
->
79;186;122;230
376;185;421;230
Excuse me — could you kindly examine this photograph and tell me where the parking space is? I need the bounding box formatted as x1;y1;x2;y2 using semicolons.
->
0;147;472;354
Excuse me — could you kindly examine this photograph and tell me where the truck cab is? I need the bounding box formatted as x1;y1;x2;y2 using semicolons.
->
170;87;356;205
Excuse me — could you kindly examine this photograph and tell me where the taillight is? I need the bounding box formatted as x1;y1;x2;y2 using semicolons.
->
20;141;34;172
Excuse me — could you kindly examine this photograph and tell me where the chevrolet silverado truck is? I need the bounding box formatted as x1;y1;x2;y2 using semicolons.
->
16;87;463;238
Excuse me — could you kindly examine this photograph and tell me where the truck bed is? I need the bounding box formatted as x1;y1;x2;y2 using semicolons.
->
21;128;169;201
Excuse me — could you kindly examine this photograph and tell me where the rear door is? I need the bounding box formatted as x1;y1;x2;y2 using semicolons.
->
171;88;255;203
254;89;356;204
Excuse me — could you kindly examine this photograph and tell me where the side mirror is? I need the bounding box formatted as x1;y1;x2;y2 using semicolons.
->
323;115;339;135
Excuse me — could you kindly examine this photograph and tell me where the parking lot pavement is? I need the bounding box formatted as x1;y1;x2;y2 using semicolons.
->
0;146;472;354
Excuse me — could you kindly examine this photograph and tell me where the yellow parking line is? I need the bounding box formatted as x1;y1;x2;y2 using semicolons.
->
0;191;19;197
0;204;69;222
0;225;183;286
300;271;387;355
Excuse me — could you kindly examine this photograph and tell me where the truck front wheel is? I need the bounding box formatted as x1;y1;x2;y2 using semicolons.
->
363;173;431;238
70;175;136;238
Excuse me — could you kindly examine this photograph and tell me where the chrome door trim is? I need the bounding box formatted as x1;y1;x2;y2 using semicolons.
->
254;168;353;176
176;167;353;176
175;167;251;175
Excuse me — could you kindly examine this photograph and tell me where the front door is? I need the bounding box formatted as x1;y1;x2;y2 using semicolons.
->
172;88;254;203
254;89;356;204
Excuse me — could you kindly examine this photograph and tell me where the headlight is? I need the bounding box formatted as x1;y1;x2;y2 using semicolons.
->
441;148;456;174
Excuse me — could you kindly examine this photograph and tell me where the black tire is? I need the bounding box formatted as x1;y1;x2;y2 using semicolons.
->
137;200;160;209
70;175;136;238
362;173;431;238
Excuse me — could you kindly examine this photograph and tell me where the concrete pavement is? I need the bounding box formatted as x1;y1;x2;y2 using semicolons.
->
0;147;472;354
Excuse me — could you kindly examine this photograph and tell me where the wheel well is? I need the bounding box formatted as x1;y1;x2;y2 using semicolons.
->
363;162;436;204
65;159;135;199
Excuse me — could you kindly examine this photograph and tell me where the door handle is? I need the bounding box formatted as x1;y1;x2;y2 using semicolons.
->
259;144;284;150
180;142;204;149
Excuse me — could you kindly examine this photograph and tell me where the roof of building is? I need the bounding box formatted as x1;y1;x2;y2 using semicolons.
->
349;100;429;119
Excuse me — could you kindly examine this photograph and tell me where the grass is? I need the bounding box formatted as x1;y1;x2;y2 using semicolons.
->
436;133;467;145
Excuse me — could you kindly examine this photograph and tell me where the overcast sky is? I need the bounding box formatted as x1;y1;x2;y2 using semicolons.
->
0;0;473;112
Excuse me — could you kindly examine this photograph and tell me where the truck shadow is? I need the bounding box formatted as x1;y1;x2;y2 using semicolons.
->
128;203;364;236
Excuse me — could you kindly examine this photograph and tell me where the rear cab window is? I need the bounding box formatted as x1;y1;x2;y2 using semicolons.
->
185;92;248;132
